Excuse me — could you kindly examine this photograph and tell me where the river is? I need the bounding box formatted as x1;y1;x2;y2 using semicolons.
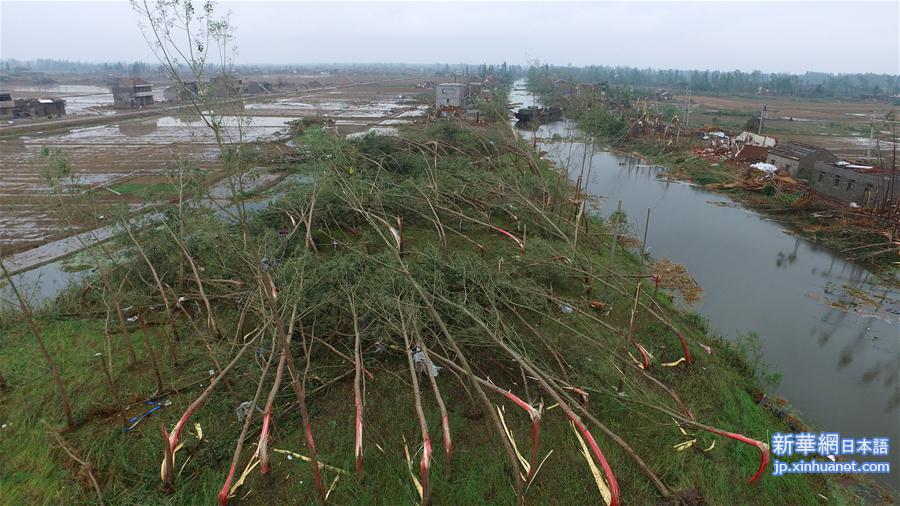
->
509;80;898;488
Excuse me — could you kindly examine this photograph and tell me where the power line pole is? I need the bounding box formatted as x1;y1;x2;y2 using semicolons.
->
866;112;874;160
684;87;692;128
757;93;766;135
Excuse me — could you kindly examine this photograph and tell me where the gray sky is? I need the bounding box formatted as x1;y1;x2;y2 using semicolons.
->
1;1;898;74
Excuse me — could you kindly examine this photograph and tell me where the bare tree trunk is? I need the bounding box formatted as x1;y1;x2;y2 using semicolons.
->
139;316;165;393
97;352;127;429
114;299;138;368
1;261;74;428
123;222;180;362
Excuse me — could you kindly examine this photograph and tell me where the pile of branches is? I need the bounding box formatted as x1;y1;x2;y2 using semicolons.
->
12;122;769;505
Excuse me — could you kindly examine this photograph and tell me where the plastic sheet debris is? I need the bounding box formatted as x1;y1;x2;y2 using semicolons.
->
235;401;262;422
750;162;778;173
589;300;610;315
558;303;574;314
412;347;440;377
125;399;171;432
261;255;281;272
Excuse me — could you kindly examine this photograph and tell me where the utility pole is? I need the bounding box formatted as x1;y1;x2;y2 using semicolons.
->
684;87;692;128
757;93;766;135
866;112;874;160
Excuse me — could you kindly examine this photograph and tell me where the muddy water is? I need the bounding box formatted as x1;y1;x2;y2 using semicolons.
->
0;84;169;116
510;81;899;487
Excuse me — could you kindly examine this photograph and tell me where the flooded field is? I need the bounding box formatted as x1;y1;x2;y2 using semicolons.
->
511;81;900;488
0;74;429;262
0;83;168;115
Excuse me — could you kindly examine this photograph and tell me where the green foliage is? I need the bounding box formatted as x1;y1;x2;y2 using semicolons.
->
577;106;628;139
110;182;177;199
1;119;874;506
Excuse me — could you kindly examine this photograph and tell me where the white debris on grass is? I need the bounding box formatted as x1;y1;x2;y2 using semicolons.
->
345;127;399;140
750;162;778;173
412;348;441;377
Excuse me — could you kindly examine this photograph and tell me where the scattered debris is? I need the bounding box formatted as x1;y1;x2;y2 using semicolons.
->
651;258;703;303
125;400;171;432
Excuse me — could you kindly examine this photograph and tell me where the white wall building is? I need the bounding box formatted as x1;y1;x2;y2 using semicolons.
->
435;83;467;108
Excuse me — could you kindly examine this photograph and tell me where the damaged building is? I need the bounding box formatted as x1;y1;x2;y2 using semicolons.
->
112;78;155;108
208;75;243;99
243;81;274;95
163;81;200;102
0;93;14;118
735;144;769;163
766;141;837;178
733;131;777;148
4;97;67;118
811;161;898;209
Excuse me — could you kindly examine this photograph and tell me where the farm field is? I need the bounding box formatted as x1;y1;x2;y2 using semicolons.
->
679;93;897;160
0;73;431;261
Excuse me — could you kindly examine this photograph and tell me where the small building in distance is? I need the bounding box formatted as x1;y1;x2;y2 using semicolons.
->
12;97;67;118
654;89;673;101
766;141;837;178
577;82;607;100
208;75;243;99
811;161;899;209
435;83;467;108
112;78;154;108
0;93;14;118
163;81;200;102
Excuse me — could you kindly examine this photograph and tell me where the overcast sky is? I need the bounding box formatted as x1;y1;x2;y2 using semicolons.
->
1;1;898;74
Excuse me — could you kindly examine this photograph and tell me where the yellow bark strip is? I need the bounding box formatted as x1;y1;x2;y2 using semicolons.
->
571;421;612;505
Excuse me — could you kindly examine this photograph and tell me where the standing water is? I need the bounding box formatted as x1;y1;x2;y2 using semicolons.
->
510;80;899;488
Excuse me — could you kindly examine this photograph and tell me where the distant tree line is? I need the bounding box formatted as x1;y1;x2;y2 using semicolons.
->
528;64;900;100
0;58;522;80
1;58;162;76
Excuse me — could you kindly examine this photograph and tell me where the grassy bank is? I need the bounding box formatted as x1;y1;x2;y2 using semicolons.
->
0;121;886;504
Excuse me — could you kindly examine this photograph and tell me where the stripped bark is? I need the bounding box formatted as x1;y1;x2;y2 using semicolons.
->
218;337;275;505
348;292;365;477
160;331;258;489
413;327;452;469
400;308;433;504
258;343;288;474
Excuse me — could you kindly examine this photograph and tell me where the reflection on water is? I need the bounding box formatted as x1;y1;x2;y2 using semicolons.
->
21;113;295;146
775;239;800;269
118;119;159;137
510;80;899;488
1;261;90;309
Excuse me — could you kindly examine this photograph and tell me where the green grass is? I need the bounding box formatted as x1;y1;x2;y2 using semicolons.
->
110;182;177;199
1;122;886;505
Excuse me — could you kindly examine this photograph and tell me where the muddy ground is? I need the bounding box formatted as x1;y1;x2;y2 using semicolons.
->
672;93;898;160
0;72;431;261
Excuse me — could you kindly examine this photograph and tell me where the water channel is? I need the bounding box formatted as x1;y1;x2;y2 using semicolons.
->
510;79;898;487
